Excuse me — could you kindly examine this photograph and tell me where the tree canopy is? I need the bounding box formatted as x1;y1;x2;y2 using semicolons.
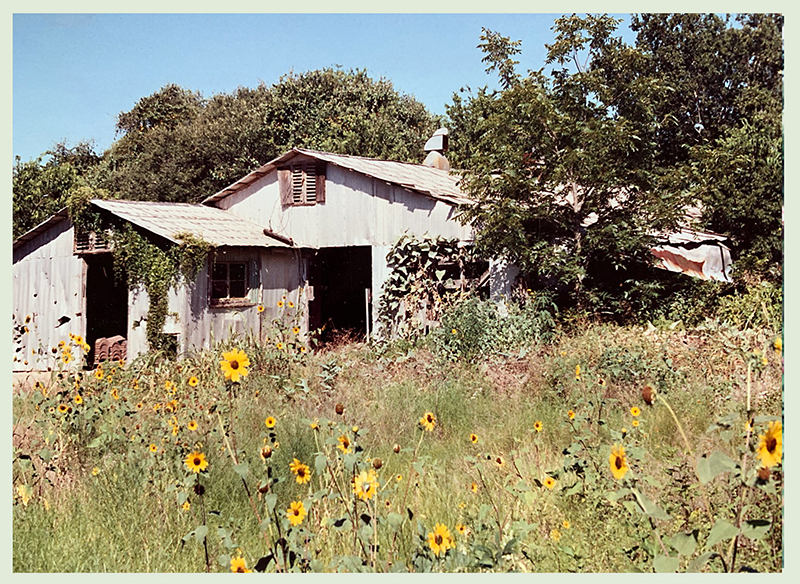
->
448;13;783;318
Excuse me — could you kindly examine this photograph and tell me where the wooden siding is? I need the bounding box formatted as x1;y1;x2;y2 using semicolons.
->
12;220;87;371
214;164;473;248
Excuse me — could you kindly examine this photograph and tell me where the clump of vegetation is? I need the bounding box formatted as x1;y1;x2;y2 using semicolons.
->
13;311;783;572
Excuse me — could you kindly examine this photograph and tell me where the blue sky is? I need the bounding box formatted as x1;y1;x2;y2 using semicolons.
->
12;12;636;163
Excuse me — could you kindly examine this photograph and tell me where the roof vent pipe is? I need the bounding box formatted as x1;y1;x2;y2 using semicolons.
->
423;127;450;170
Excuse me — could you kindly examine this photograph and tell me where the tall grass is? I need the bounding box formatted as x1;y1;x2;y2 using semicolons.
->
12;314;783;573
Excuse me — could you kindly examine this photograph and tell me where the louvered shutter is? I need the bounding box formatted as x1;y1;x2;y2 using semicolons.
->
315;161;326;203
278;168;292;206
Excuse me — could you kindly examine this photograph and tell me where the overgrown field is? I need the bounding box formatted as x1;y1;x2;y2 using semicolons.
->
12;310;783;572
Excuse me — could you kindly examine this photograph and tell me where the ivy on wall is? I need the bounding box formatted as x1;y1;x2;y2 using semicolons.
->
377;234;477;340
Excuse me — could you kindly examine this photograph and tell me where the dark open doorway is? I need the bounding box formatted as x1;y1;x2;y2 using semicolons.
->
84;254;128;365
308;246;372;343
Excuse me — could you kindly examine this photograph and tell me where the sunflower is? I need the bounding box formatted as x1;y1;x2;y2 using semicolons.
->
74;394;83;405
136;402;144;410
288;301;295;308
188;376;199;387
110;387;120;400
427;523;454;556
337;435;351;454
277;300;284;308
265;416;276;429
299;346;307;354
632;420;640;427
774;337;782;353
292;326;300;335
543;476;556;490
533;420;543;433
495;455;505;467
165;380;175;393
420;412;437;432
353;469;379;501
470;433;479;444
455;523;468;536
550;529;561;542
230;556;252;573
287;500;307;526
187;420;198;431
276;342;284;351
149;443;158;453
451;328;458;335
289;458;312;484
220;348;250;383
91;467;100;476
257;304;265;313
757;421;782;468
61;349;73;364
575;364;581;380
568;410;576;420
95;369;104;380
470;481;479;493
630;406;641;417
609;444;629;480
57;404;68;414
182;500;191;511
562;520;570;529
310;420;319;430
184;451;209;473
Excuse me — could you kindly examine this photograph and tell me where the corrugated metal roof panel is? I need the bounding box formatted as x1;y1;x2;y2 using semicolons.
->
12;208;70;251
90;199;291;248
202;148;473;207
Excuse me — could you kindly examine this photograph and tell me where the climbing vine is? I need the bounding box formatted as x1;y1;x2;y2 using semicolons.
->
377;234;478;340
109;226;212;353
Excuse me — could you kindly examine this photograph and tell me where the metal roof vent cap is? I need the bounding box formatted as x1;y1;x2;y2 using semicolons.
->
423;128;450;170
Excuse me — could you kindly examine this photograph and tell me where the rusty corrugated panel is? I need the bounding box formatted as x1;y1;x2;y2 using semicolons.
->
90;199;292;248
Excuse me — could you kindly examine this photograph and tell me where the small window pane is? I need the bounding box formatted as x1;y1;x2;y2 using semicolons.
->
211;280;228;299
229;263;246;281
229;280;246;298
212;263;228;280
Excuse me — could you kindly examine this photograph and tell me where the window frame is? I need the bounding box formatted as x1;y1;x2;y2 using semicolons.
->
278;160;326;207
209;260;253;308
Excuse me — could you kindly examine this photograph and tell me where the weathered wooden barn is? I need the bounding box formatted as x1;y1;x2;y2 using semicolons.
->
12;147;479;371
12;144;732;372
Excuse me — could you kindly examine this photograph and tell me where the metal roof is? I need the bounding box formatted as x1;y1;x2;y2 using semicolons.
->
90;199;292;248
13;208;70;251
202;148;473;206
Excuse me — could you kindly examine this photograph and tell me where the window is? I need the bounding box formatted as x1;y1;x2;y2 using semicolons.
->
210;262;249;306
278;160;326;206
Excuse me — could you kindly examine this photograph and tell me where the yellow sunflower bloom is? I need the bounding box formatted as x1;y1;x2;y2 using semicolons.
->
562;520;570;529
575;364;581;380
289;458;312;484
630;406;641;417
757;421;782;468
265;416;276;429
184;451;209;474
455;523;468;536
774;337;782;353
337;435;351;454
74;394;83;405
292;326;300;335
220;349;250;383
188;376;199;387
187;420;198;431
276;342;284;351
420;412;437;432
288;301;295;308
609;444;629;480
182;501;191;511
257;304;265;313
427;523;454;556
568;410;576;420
277;300;284;308
58;404;68;414
470;433;479;444
353;469;379;501
95;369;104;380
149;444;158;453
533;420;543;432
287;500;307;526
543;476;557;490
550;529;561;542
230;556;252;573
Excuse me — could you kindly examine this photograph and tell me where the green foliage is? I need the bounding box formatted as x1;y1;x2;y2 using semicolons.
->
428;293;557;361
109;226;211;352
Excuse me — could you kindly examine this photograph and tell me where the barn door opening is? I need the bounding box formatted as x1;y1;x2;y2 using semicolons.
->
308;246;372;344
84;254;128;365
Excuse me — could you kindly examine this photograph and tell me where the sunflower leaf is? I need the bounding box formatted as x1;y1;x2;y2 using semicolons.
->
697;451;737;484
706;519;739;547
233;462;248;480
194;525;208;543
741;519;771;540
264;493;277;514
666;530;698;556
314;453;327;475
653;554;680;573
687;551;719;572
